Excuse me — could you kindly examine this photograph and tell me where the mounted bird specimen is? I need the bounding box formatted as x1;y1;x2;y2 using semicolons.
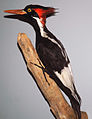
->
4;4;81;119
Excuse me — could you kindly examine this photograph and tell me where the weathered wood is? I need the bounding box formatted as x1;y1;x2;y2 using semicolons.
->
17;33;88;119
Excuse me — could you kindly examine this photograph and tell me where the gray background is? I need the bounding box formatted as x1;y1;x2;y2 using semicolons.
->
0;0;92;119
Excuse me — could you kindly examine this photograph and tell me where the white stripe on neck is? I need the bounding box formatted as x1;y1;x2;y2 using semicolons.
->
34;17;61;46
33;17;47;37
33;17;68;62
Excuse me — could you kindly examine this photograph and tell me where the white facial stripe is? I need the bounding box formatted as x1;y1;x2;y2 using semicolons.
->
33;17;45;36
33;17;62;47
34;17;68;61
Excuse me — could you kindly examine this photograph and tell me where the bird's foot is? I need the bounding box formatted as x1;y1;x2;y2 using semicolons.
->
30;58;50;85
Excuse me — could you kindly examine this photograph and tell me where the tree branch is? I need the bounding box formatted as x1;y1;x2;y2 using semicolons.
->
17;33;88;119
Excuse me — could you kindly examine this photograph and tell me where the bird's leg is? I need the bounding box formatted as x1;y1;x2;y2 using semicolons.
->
37;58;50;85
30;58;50;85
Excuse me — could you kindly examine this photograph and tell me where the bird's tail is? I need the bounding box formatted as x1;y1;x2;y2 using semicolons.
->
70;86;81;119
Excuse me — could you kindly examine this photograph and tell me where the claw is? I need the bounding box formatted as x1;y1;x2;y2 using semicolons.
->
30;59;50;85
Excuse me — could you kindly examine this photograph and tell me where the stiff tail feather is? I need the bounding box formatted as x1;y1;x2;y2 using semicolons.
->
70;89;81;119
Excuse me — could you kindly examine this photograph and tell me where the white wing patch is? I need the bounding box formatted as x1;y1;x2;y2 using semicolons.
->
34;17;80;102
54;64;79;102
54;64;76;96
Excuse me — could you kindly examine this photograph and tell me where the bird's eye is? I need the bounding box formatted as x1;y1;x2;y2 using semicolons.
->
27;8;32;12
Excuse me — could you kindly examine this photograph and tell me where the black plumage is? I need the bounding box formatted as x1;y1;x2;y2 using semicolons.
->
36;26;81;119
4;4;81;119
36;28;69;73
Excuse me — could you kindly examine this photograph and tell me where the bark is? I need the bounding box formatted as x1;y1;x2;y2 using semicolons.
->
17;33;88;119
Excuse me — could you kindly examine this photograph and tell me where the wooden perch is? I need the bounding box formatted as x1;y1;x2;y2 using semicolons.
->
17;33;88;119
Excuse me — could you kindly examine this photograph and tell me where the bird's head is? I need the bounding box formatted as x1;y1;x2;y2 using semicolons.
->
4;4;56;27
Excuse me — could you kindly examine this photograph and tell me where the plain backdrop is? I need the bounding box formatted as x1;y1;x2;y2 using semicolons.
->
0;0;92;119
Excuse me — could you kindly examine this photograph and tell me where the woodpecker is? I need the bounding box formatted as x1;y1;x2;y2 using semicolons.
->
4;4;81;119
